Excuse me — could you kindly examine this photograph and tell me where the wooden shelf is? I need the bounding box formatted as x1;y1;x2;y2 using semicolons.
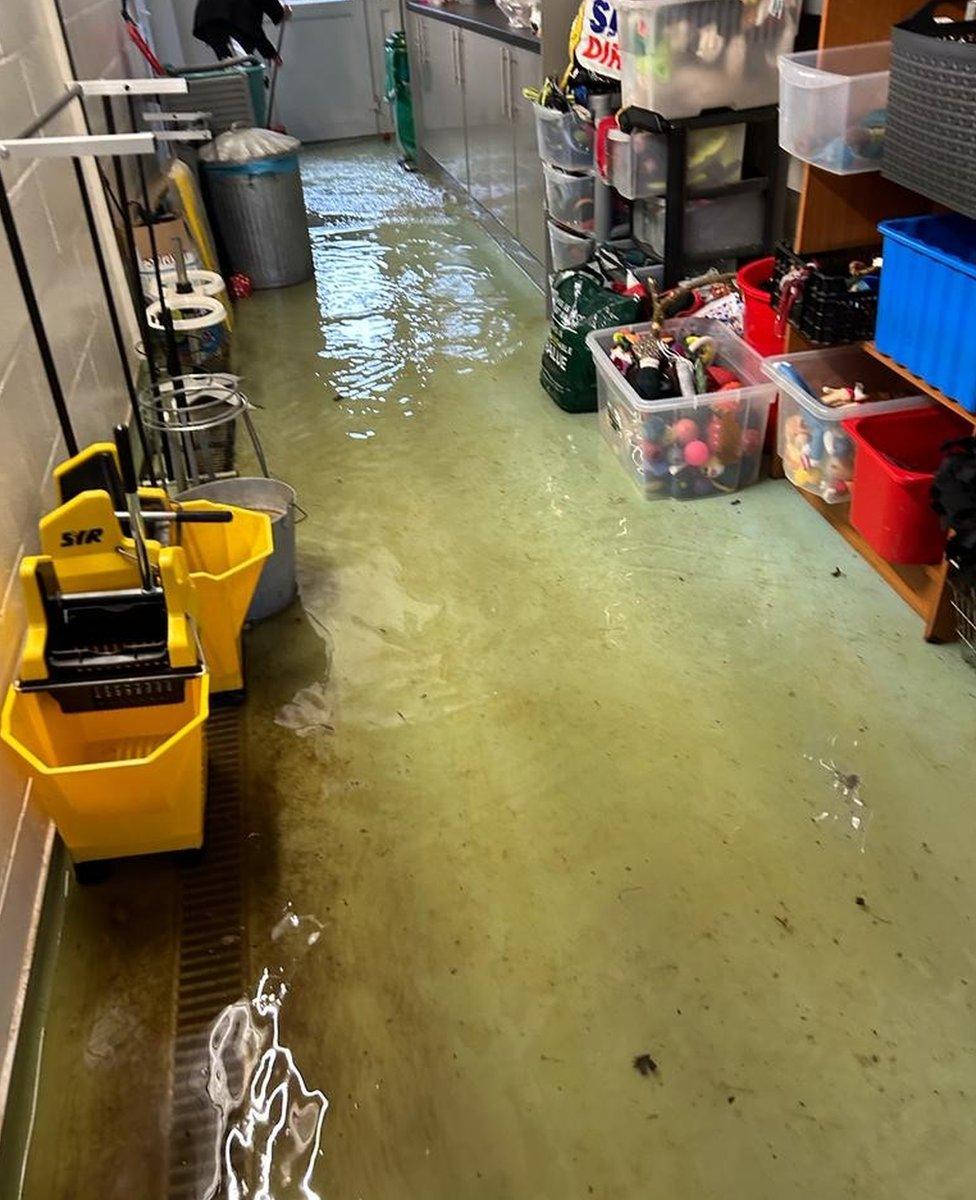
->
796;491;956;642
779;0;971;646
862;343;976;427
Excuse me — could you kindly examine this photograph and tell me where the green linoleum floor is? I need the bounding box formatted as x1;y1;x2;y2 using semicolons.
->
9;139;976;1200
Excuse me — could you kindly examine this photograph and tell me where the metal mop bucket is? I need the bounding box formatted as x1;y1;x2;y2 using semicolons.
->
178;478;299;620
138;373;268;485
145;293;230;375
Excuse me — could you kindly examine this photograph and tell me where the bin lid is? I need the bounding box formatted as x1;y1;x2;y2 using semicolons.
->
199;126;301;165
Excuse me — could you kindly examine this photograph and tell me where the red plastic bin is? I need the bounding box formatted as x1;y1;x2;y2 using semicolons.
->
737;257;784;358
842;406;971;565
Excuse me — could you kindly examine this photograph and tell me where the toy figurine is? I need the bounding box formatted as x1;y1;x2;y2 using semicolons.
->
782;412;812;473
821;382;866;408
822;454;853;502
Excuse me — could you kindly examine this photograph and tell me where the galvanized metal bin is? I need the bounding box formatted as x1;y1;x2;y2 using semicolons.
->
200;128;312;290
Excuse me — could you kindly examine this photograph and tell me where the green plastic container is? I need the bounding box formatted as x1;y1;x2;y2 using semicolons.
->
385;31;416;164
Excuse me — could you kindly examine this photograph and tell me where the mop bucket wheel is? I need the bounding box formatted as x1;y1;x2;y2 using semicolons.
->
1;674;210;863
175;499;273;694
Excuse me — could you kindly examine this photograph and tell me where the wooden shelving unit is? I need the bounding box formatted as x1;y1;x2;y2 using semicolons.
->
783;0;970;643
863;343;976;428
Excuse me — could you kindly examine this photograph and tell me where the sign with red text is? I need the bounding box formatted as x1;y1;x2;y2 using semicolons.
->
574;0;620;81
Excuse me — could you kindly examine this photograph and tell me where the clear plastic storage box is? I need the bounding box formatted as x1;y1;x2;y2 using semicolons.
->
633;190;764;259
762;345;929;504
588;317;776;500
618;0;803;119
542;164;595;233
548;219;594;272
534;104;594;172
778;42;890;175
606;123;745;199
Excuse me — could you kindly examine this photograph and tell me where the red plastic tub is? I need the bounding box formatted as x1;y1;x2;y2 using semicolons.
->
737;257;784;358
842;406;971;564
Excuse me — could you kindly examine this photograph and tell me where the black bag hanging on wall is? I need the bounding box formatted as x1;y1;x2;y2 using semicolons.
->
883;2;976;220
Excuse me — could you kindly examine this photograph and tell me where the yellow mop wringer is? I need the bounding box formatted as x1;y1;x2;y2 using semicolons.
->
1;428;270;870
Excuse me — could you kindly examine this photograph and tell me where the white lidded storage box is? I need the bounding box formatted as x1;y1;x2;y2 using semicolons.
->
778;42;890;175
605;123;746;199
534;103;594;172
542;164;596;233
633;189;764;259
618;0;803;119
548;219;594;272
588;318;775;500
763;345;930;503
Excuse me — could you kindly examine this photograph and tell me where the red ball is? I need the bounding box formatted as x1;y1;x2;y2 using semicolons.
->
684;439;710;468
228;272;253;299
673;417;699;446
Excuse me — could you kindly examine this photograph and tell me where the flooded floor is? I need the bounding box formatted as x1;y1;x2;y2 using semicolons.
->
10;140;976;1200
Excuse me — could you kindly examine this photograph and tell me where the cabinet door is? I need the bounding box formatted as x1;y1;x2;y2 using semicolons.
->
405;13;426;147
510;46;546;263
420;20;468;188
462;31;517;237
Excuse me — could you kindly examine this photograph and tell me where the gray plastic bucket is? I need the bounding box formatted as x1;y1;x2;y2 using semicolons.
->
178;477;298;621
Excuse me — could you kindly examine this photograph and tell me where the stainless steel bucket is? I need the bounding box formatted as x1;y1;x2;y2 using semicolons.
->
178;477;298;620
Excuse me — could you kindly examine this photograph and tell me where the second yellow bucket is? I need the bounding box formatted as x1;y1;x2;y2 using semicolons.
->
176;499;273;694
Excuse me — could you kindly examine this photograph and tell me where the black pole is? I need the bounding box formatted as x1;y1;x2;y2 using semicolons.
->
0;165;78;455
72;156;158;484
663;123;688;289
125;94;194;483
125;95;184;379
103;94;175;482
17;84;83;140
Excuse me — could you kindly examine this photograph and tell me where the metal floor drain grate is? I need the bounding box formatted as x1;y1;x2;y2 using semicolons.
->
166;707;248;1200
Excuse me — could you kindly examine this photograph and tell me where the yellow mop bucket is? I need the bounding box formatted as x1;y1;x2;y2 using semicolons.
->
1;674;209;863
173;499;273;694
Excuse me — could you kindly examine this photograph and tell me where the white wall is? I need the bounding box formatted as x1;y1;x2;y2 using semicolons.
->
0;0;140;1130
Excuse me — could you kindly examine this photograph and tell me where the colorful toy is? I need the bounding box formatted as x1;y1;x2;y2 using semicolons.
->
673;417;699;445
603;323;764;501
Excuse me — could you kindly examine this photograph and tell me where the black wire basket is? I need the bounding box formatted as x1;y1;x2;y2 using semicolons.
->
770;243;879;346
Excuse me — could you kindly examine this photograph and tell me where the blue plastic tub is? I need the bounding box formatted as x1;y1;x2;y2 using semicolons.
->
875;214;976;412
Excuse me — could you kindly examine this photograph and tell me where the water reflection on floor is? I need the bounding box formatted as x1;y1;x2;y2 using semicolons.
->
12;140;976;1200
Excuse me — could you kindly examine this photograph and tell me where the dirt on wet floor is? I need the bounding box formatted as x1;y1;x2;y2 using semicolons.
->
7;140;976;1200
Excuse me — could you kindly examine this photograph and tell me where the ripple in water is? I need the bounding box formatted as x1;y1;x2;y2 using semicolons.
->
202;910;328;1199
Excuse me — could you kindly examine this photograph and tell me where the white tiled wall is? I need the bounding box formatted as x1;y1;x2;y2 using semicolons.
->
0;0;140;1126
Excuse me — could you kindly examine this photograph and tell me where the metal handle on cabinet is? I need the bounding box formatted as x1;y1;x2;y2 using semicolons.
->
452;30;461;87
501;49;510;121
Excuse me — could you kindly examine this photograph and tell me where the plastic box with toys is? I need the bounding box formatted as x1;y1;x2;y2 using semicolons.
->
763;345;930;504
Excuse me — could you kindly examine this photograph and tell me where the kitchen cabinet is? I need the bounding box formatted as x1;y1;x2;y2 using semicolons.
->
415;17;468;189
509;45;546;264
464;31;518;237
405;7;544;269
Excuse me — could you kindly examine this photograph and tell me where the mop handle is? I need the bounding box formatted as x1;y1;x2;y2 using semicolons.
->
114;424;154;592
266;9;289;128
115;510;234;524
